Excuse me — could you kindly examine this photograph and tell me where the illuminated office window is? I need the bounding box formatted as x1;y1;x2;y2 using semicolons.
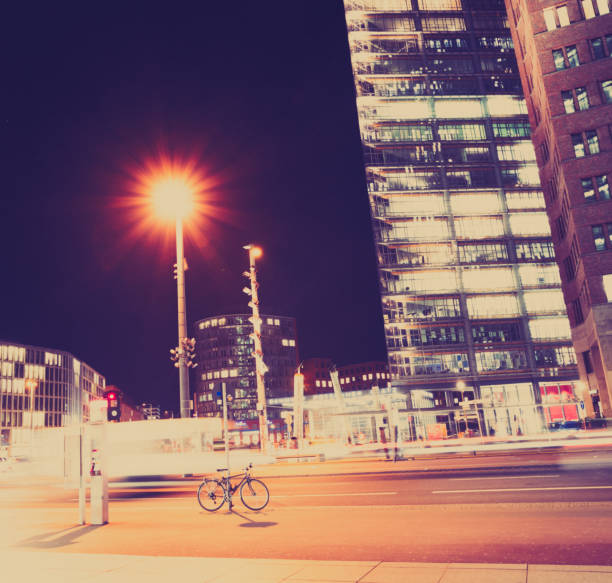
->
475;350;528;372
450;192;500;214
509;213;550;236
462;267;515;291
466;295;520;318
518;264;561;287
523;290;566;313
455;216;505;239
529;318;571;339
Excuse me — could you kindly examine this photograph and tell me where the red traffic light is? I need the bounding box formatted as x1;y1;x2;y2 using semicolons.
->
106;392;117;400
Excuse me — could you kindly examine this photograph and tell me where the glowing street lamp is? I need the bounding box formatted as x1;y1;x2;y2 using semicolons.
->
151;175;195;419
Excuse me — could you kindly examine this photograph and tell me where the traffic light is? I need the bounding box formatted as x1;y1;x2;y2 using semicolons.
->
105;390;121;422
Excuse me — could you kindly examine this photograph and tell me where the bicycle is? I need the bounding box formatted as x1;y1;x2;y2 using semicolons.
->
197;463;269;512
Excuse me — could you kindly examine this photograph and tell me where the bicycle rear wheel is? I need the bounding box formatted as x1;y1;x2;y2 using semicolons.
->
197;479;225;511
240;478;269;510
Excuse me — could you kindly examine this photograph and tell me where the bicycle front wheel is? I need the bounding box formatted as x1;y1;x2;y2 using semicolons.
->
240;478;269;510
197;479;226;511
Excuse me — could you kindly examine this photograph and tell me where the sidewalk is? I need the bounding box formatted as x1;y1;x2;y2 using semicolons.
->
2;550;612;582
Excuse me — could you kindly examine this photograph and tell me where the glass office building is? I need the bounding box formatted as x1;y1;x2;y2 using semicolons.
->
0;341;106;446
343;0;581;437
193;314;298;422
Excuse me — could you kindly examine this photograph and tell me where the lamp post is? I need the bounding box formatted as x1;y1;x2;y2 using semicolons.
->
243;244;269;452
174;215;191;419
151;176;194;419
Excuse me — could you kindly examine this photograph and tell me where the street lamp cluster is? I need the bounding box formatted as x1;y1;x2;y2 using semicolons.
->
148;168;269;449
242;244;268;451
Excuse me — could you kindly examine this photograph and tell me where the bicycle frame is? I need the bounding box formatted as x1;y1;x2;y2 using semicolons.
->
220;469;252;509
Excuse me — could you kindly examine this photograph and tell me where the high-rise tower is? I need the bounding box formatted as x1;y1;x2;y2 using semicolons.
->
343;0;582;437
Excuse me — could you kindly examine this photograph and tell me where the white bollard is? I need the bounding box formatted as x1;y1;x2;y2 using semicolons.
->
88;424;108;525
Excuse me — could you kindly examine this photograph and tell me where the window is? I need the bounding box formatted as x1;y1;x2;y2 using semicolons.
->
524;290;566;313
592;225;606;250
492;121;530;138
466;294;520;318
458;242;508;263
572;131;599;156
600;274;612;304
422;17;466;32
438;123;486;141
585;175;611;201
607;223;612;246
402;326;466;347
602;80;612;103
472;323;521;343
597;0;611;14
586;130;600;154
528;317;571;340
576;87;589;111
553;49;566;70
497;142;537;162
509;212;550;236
418;0;463;11
582;0;596;18
564;238;580;280
475;350;527;372
566;45;579;67
515;241;555;260
582;177;596;201
562;90;575;113
425;36;471;52
591;38;606;60
557;5;570;26
543;8;556;30
597;175;610;199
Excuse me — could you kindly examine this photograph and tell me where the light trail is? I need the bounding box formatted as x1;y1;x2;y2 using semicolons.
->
433;485;612;494
449;474;559;481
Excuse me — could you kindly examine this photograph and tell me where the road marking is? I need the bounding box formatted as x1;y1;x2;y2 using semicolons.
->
274;492;397;498
449;474;559;481
110;481;198;488
433;485;612;494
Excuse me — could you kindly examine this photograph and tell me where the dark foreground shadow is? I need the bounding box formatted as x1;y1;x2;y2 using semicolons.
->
230;508;277;528
16;524;105;549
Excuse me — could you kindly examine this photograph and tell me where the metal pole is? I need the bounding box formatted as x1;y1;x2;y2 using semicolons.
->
246;247;269;452
78;423;85;525
30;385;34;447
175;218;190;419
222;382;230;476
293;373;304;449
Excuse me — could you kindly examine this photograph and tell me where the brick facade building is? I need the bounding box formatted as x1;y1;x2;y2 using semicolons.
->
505;0;612;415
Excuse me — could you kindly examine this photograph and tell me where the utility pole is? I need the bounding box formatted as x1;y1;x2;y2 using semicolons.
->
293;371;304;449
243;244;269;452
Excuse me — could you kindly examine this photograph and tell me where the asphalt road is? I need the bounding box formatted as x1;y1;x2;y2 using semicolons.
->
2;447;612;565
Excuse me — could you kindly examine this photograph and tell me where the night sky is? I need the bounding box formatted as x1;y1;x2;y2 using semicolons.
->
1;2;386;412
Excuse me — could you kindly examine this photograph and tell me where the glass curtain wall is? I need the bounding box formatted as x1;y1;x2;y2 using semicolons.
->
194;315;298;423
0;342;106;446
343;0;579;437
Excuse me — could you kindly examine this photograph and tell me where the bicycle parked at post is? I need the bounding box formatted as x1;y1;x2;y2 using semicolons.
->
197;463;269;511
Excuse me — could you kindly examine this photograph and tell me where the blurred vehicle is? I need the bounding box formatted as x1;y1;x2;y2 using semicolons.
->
583;417;608;429
548;420;582;431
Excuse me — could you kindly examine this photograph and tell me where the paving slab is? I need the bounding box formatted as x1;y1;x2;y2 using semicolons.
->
3;550;612;582
286;562;378;581
527;571;612;583
440;568;525;583
361;564;446;583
